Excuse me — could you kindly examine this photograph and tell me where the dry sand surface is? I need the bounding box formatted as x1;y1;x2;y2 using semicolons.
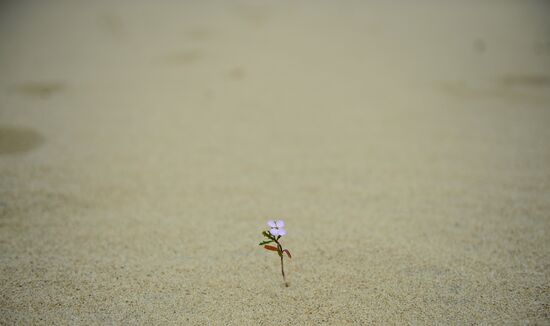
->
1;0;550;324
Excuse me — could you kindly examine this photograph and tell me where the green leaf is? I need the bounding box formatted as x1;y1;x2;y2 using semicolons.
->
258;240;274;246
262;230;275;240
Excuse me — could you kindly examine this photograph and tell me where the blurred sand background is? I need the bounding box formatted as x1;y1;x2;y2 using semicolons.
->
1;0;550;324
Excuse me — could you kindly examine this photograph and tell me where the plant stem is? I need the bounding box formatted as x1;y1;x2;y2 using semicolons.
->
280;254;287;286
274;239;289;287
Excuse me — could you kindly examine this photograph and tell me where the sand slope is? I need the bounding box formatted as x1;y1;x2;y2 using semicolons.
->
1;0;549;324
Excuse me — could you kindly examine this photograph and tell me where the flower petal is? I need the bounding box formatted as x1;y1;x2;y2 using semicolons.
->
267;220;276;228
276;220;285;228
269;228;280;236
277;228;287;236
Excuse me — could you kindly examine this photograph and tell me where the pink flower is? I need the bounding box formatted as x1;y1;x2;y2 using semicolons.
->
267;219;286;236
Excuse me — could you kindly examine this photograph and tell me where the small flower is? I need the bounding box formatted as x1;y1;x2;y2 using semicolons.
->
267;219;286;236
259;219;292;287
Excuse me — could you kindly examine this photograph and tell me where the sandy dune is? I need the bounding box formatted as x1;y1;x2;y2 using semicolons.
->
1;0;549;324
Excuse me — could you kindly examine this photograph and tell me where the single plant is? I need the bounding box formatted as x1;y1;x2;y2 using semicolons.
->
259;219;292;287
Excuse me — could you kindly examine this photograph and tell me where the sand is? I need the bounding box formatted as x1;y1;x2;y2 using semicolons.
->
1;0;549;324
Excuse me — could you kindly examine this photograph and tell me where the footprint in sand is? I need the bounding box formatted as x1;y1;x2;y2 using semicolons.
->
226;66;246;81
498;74;550;88
163;49;205;65
436;77;550;105
13;81;65;99
186;27;214;42
0;126;44;155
